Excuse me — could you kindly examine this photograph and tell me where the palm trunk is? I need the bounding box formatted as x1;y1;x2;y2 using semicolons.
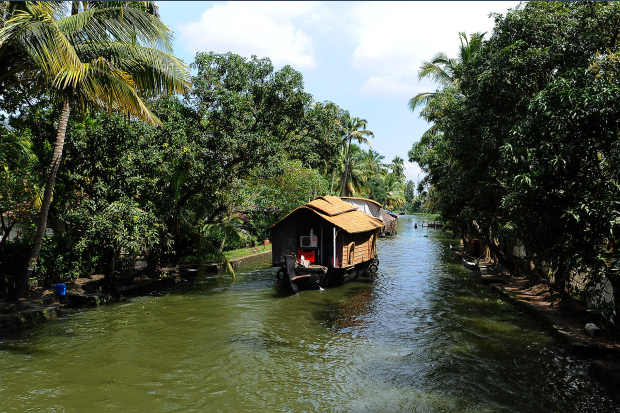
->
19;100;71;294
340;136;352;197
219;232;227;253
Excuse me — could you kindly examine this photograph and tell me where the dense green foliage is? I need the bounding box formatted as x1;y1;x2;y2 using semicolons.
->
409;1;620;313
0;0;193;294
0;2;403;297
0;43;400;294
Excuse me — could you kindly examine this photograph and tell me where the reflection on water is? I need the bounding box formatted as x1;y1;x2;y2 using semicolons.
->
0;216;618;412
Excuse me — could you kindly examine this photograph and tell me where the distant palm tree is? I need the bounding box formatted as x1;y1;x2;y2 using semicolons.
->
408;31;485;113
390;156;405;178
339;113;374;196
384;173;405;210
333;145;367;197
361;149;387;179
1;1;191;292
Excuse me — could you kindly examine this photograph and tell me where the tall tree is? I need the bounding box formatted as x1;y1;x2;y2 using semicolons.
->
0;1;191;292
383;173;405;210
410;1;620;312
390;156;405;178
360;149;386;178
408;31;485;113
339;114;374;196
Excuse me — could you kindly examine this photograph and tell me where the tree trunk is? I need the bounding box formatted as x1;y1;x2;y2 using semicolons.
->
340;136;352;197
219;232;227;253
0;215;17;249
19;100;71;294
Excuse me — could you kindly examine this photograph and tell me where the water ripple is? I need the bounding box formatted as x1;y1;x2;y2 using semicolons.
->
0;216;618;411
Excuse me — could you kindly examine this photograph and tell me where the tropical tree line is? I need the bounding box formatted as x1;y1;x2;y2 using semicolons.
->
0;1;398;297
331;144;407;211
409;1;620;315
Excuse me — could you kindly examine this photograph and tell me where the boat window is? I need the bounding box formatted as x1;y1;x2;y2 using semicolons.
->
347;242;355;266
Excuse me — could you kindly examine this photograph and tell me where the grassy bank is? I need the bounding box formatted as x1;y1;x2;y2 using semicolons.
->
223;244;272;261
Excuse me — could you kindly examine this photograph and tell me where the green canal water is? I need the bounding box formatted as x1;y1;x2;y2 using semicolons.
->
1;215;619;412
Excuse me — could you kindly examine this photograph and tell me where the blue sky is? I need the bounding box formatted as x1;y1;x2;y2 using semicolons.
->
157;1;521;184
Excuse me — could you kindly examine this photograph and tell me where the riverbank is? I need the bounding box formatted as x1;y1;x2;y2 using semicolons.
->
482;270;620;399
224;244;271;261
0;248;273;336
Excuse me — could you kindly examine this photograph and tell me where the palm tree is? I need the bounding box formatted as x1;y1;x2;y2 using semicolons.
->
390;156;405;179
339;113;374;196
332;145;368;197
0;1;191;292
384;173;405;210
360;149;387;179
408;31;485;113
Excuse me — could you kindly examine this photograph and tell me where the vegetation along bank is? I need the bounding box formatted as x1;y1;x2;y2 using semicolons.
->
0;1;409;302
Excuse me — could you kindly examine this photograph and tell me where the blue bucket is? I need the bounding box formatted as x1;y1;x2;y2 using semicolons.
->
54;284;66;296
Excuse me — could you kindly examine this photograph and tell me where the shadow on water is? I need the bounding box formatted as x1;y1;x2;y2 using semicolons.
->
0;215;618;412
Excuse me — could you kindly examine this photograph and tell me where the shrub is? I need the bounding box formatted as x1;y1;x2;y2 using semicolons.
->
32;232;84;285
0;238;31;296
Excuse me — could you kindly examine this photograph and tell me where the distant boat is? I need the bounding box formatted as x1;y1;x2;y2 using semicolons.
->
379;208;398;237
449;244;462;261
461;256;480;271
449;244;480;271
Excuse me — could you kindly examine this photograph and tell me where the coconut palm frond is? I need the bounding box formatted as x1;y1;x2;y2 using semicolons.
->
408;92;436;112
411;31;486;117
57;5;172;51
75;56;160;125
196;233;235;278
74;42;191;95
2;10;82;80
418;53;454;87
457;31;486;64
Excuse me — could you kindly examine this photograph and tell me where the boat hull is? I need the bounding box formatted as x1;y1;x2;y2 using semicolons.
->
290;266;327;290
461;257;480;271
449;245;463;261
449;245;479;271
278;256;372;293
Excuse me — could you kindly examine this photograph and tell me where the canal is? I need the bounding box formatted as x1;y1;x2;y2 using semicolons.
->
1;215;618;412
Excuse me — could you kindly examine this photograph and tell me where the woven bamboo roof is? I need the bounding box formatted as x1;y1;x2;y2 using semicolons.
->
269;196;383;234
306;195;357;216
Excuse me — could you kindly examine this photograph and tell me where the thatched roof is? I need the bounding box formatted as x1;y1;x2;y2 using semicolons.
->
306;196;357;216
269;196;383;234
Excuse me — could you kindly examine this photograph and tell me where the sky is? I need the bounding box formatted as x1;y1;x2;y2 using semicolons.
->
157;1;522;184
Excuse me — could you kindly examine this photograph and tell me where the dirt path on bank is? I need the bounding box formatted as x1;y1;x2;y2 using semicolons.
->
481;271;620;399
482;272;620;354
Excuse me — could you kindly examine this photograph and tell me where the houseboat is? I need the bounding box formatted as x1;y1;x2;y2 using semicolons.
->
338;197;398;238
380;208;399;236
270;196;384;293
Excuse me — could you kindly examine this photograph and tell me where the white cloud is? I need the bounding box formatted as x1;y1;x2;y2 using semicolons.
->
179;1;330;69
404;161;424;183
359;75;417;97
346;1;521;97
